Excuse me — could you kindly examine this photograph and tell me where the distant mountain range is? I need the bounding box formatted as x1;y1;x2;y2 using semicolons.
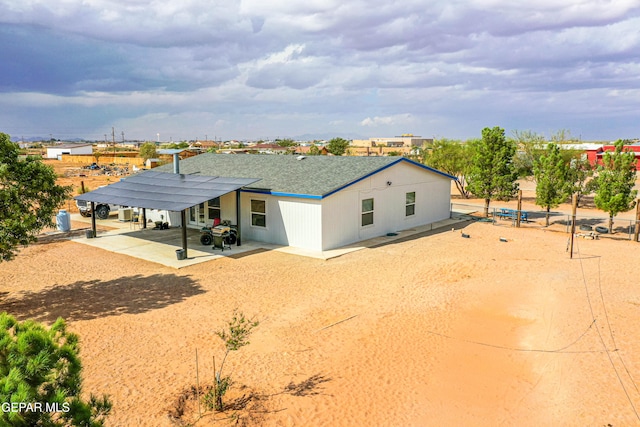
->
13;132;370;143
12;137;88;143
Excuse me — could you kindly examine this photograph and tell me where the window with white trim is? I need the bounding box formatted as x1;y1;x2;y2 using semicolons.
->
251;199;266;227
361;198;374;226
208;197;221;220
405;192;415;216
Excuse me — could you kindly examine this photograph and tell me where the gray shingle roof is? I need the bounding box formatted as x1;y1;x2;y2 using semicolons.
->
156;154;453;198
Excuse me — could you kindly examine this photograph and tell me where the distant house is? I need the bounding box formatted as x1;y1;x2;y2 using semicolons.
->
153;154;455;252
350;135;431;157
250;143;291;154
352;135;433;149
572;143;640;169
294;145;329;155
597;144;640;169
46;143;93;159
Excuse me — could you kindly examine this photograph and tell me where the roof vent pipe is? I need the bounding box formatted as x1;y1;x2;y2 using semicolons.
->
173;154;180;174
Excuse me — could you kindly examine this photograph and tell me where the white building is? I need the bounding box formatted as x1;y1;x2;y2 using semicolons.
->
46;143;93;159
155;154;454;251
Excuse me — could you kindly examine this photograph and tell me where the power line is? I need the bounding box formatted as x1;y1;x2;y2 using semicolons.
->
574;239;640;421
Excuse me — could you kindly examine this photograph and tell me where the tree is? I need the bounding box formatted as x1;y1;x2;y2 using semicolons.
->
533;143;572;226
422;138;474;198
593;140;638;233
510;130;545;178
308;145;321;155
568;155;595;207
205;311;259;412
276;138;297;148
0;313;111;426
326;138;350;156
467;127;519;216
139;141;158;162
0;133;71;262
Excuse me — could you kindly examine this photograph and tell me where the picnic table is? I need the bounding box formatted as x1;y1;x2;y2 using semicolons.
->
496;208;528;222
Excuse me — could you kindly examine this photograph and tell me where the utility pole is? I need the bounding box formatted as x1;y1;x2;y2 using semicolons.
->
112;127;116;159
121;131;125;143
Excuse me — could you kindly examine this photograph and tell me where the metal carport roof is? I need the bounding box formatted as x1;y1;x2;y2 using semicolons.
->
74;170;261;211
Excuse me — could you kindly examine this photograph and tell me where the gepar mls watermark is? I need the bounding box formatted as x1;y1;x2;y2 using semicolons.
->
2;402;71;414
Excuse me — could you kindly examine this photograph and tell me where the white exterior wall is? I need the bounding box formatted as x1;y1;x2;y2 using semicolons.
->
143;209;182;227
219;192;238;224
46;146;93;159
321;162;451;251
239;193;323;251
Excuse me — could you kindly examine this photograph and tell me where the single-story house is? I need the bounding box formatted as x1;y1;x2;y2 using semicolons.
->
46;143;93;159
148;154;455;252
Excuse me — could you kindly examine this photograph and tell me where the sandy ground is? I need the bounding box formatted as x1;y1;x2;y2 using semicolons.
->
1;161;640;425
3;217;640;426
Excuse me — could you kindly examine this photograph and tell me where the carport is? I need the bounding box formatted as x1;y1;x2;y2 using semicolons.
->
74;170;260;259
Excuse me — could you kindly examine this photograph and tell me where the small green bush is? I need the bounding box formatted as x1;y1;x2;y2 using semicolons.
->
204;311;258;412
0;313;111;426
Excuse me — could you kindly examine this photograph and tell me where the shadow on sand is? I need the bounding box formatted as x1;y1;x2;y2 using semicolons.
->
0;274;205;323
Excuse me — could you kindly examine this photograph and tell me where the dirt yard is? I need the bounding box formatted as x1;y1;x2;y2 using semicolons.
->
1;160;640;426
48;159;135;215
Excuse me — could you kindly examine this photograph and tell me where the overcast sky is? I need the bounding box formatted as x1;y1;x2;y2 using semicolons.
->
1;0;639;142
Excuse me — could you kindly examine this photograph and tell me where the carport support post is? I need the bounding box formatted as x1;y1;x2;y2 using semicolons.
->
236;190;242;246
90;201;96;238
181;209;188;258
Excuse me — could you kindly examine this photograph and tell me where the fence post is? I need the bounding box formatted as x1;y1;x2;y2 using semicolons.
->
634;200;640;242
570;195;577;259
516;190;522;228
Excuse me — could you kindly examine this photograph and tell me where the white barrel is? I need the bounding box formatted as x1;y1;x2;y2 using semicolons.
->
56;210;71;232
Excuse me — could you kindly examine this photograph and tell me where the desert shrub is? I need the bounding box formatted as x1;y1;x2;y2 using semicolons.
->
203;311;259;412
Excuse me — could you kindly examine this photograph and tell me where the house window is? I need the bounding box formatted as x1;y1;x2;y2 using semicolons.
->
405;192;415;216
251;199;266;227
208;197;221;220
361;198;374;226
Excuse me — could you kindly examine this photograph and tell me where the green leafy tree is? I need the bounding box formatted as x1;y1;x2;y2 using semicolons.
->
276;138;297;148
593;140;638;233
423;138;475;198
1;133;71;262
467;127;519;216
533;143;572;226
308;145;321;156
326;138;350;156
205;311;259;412
139;142;158;162
0;313;112;426
568;155;595;207
511;130;545;178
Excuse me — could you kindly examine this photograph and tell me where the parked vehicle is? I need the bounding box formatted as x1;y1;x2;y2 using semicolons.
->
76;199;120;219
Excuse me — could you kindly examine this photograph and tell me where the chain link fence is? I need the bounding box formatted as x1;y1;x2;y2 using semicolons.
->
451;202;640;241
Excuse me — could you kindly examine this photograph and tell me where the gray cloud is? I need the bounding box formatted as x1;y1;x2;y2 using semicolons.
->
1;0;639;141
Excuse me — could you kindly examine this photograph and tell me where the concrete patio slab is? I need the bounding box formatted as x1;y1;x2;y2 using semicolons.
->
65;214;467;268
